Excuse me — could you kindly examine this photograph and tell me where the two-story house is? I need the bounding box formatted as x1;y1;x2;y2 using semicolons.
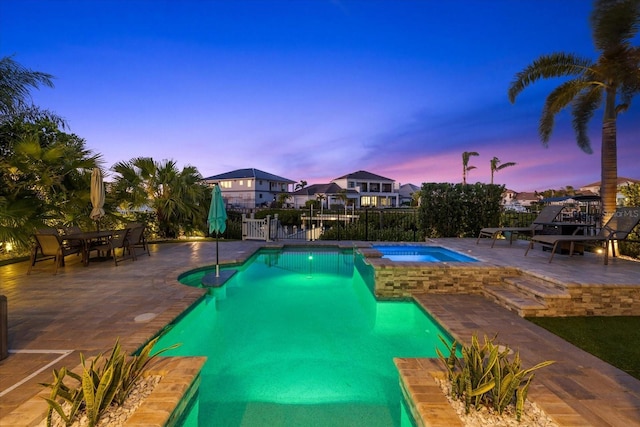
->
203;168;295;208
291;170;401;208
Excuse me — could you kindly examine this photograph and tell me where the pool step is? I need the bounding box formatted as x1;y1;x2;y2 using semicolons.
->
484;276;571;317
238;401;395;426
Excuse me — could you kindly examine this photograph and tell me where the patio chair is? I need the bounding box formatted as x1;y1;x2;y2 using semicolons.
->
88;228;134;266
127;225;150;258
60;225;84;251
476;205;565;248
525;207;640;264
27;233;82;275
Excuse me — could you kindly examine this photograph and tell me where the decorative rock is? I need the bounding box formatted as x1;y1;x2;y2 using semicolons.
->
38;375;162;427
434;377;559;427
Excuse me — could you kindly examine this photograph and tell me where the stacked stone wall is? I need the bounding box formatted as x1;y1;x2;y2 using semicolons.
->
370;260;520;299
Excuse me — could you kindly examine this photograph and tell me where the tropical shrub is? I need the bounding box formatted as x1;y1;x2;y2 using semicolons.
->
418;183;504;238
41;337;178;427
620;183;640;259
436;333;554;421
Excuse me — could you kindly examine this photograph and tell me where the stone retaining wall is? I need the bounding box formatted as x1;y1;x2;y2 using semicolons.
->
365;256;640;316
369;259;520;299
564;285;640;316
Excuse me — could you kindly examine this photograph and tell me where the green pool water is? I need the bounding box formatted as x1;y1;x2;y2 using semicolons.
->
153;248;453;426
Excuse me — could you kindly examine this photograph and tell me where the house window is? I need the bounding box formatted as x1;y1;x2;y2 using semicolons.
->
361;196;377;206
348;181;355;188
247;180;252;188
220;181;231;189
239;180;244;186
360;182;368;192
382;183;392;192
370;183;380;192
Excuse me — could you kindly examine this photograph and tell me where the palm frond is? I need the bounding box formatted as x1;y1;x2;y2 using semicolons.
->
591;0;640;53
571;87;602;154
496;162;517;171
538;79;593;143
508;53;594;103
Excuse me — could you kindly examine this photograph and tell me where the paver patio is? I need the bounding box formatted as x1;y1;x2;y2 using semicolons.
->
0;238;638;426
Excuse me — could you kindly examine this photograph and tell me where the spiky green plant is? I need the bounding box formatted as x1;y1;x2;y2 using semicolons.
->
436;333;554;420
41;337;179;426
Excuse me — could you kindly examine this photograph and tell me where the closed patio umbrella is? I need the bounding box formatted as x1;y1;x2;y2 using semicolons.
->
208;184;227;277
90;168;105;230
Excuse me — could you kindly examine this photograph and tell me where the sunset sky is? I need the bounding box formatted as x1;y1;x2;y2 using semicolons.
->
2;0;639;191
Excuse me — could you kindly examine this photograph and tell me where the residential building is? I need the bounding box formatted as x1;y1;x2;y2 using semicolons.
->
398;183;420;206
331;170;400;208
502;190;540;211
290;170;402;209
203;168;295;208
579;177;640;205
290;183;356;209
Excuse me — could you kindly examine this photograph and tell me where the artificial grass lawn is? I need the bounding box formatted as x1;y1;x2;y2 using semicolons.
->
527;316;640;380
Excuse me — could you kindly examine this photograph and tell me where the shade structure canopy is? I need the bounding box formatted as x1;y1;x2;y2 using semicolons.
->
208;185;227;277
90;168;105;222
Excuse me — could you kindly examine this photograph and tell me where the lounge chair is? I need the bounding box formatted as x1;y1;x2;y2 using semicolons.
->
28;233;82;275
525;206;640;264
476;205;565;248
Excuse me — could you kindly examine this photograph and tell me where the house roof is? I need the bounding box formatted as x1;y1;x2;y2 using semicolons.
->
399;183;419;197
333;170;394;182
291;183;355;196
204;168;295;183
580;177;640;188
514;192;539;201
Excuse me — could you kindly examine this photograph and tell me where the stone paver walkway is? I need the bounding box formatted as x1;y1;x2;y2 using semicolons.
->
0;239;639;426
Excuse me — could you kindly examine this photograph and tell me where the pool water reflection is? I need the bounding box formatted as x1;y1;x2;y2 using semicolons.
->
154;247;453;426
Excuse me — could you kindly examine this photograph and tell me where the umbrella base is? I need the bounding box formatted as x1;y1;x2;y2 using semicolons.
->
201;269;237;288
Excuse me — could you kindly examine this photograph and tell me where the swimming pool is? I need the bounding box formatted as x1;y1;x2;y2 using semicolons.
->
373;245;478;263
154;247;454;426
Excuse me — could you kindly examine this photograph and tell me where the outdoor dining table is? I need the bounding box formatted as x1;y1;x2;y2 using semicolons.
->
63;230;113;265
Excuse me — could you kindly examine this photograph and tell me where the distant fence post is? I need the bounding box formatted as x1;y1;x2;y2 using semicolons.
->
365;208;369;241
0;295;7;360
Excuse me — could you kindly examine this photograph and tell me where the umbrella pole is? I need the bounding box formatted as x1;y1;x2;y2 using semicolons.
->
216;231;220;277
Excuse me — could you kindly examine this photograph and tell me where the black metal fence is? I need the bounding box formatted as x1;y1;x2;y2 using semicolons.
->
224;207;557;242
226;208;424;242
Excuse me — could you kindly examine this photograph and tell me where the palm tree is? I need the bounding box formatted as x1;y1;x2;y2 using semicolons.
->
111;157;208;238
0;56;54;117
490;157;517;184
1;123;99;250
294;180;307;191
462;151;479;184
276;192;291;207
508;0;640;224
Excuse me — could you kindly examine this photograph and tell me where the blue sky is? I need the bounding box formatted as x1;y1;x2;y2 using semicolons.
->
2;0;639;191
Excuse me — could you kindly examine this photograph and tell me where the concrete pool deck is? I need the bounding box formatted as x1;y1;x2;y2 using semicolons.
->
0;239;639;426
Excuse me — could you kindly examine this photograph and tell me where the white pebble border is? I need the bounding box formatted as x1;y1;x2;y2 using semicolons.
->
435;377;559;427
38;375;161;427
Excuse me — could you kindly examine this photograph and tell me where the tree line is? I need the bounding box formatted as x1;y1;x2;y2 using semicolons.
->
0;56;211;254
2;0;639;253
